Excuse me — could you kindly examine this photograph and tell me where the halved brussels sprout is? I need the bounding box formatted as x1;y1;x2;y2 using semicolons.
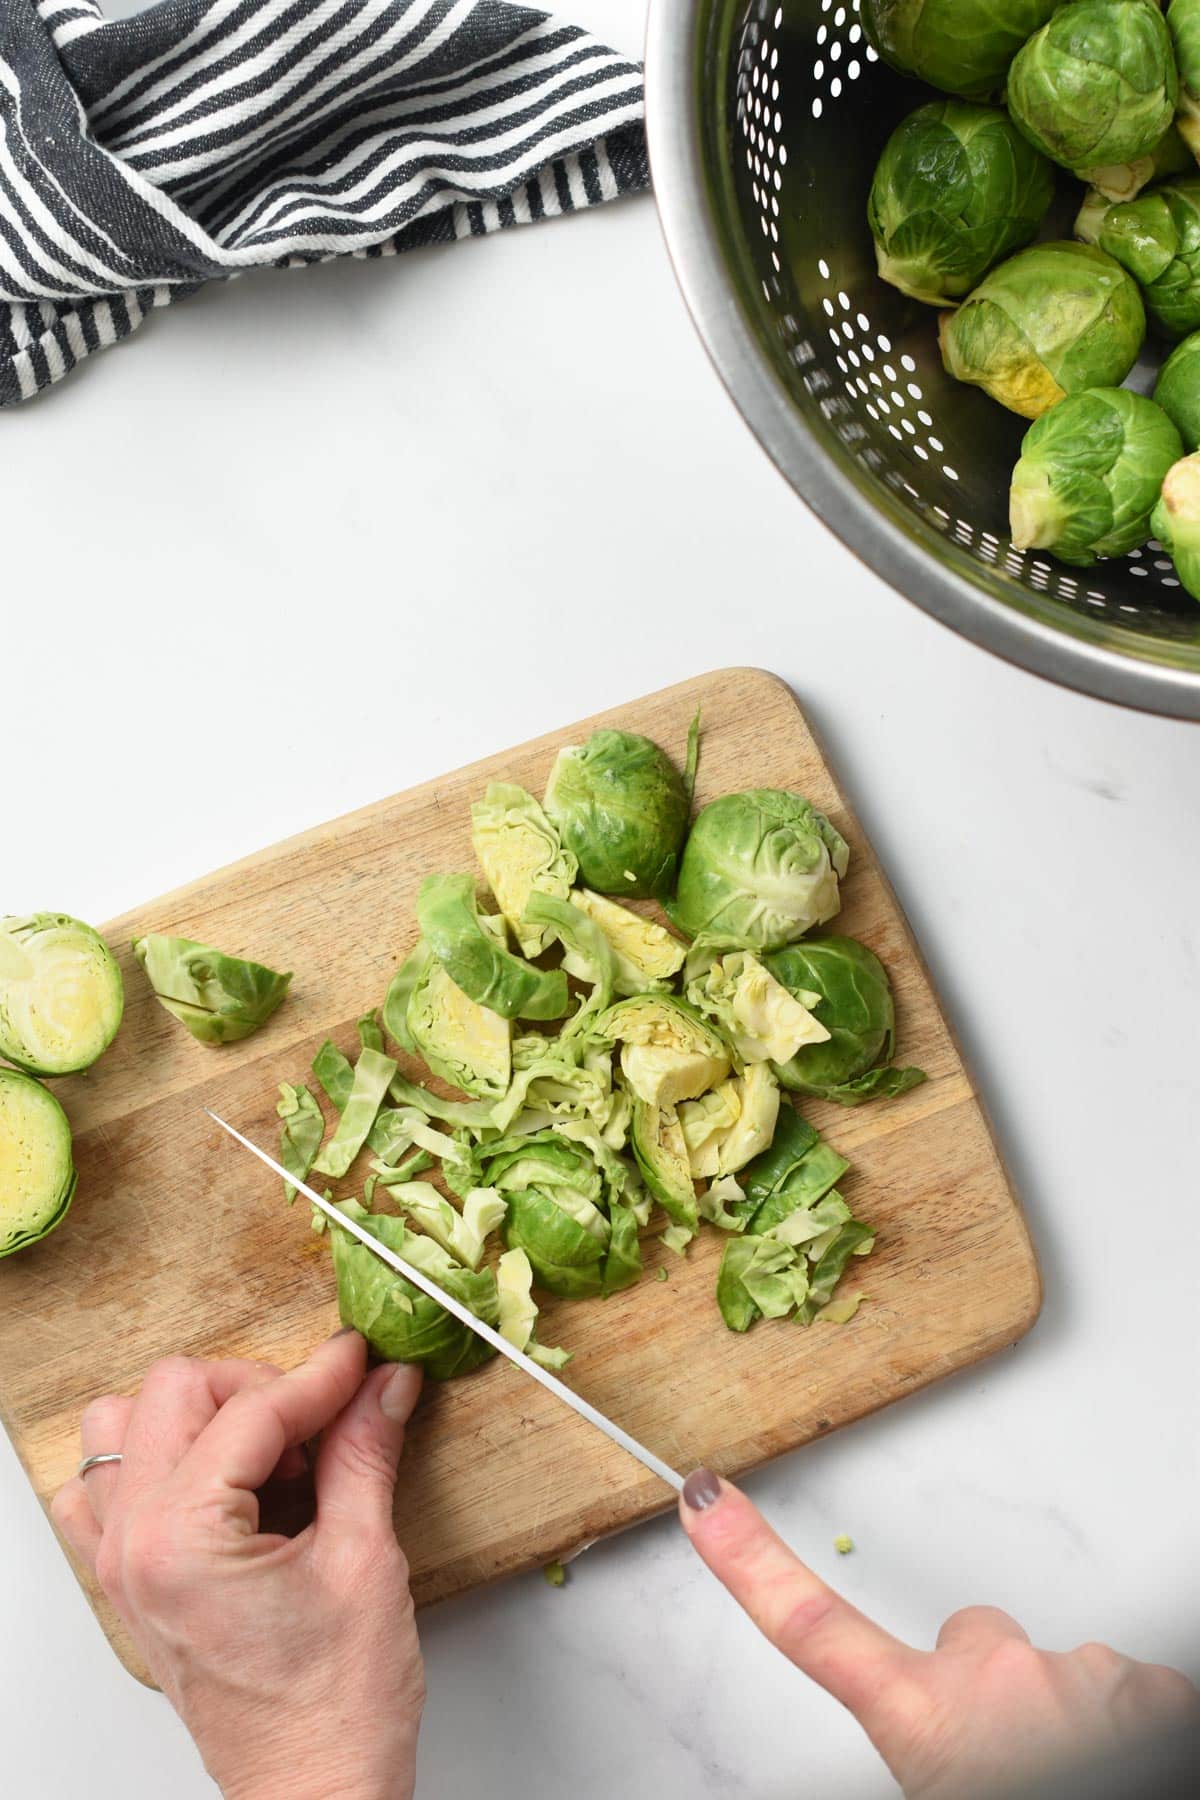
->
868;102;1054;307
629;1095;698;1230
939;241;1146;418
686;950;830;1066
329;1200;498;1380
0;1067;77;1259
133;934;289;1046
1009;387;1183;564
860;0;1060;99
1077;178;1200;337
671;790;848;952
470;783;578;958
1007;1;1178;181
1150;452;1200;598
417;874;567;1021
1168;0;1200;157
406;951;511;1099
501;1185;611;1299
0;914;123;1075
1154;330;1200;448
543;728;690;899
767;937;927;1105
592;994;731;1107
564;889;686;995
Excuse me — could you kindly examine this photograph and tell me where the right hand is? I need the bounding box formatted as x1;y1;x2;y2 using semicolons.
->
679;1470;1198;1798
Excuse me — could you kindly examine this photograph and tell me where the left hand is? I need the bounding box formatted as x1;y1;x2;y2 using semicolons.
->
52;1331;425;1800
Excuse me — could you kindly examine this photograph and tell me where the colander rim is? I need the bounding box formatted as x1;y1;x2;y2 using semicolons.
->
643;0;1200;722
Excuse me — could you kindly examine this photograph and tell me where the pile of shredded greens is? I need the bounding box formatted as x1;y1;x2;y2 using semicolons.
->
276;716;925;1377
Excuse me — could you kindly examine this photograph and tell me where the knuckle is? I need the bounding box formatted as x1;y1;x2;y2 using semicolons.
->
144;1354;198;1393
333;1428;397;1489
81;1394;126;1436
94;1536;124;1598
50;1481;80;1528
772;1585;839;1652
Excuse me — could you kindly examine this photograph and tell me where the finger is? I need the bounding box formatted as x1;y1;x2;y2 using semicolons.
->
51;1478;103;1573
936;1606;1030;1653
176;1330;368;1500
679;1471;918;1727
77;1394;134;1525
314;1362;422;1539
113;1356;283;1515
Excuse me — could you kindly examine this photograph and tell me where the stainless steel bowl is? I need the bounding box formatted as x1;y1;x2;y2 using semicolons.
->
645;0;1200;719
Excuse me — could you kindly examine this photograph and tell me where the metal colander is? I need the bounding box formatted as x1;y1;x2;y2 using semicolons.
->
645;0;1200;718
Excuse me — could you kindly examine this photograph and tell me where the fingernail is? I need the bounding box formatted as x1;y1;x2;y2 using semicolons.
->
682;1468;722;1511
379;1364;416;1421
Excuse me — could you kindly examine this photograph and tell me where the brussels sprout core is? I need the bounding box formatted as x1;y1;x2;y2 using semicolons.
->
0;914;123;1076
1150;453;1200;599
0;1067;77;1259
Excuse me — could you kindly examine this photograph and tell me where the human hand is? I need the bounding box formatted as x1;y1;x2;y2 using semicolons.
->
680;1471;1198;1798
52;1331;425;1800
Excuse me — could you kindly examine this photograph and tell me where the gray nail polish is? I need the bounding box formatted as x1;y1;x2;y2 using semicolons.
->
682;1468;722;1511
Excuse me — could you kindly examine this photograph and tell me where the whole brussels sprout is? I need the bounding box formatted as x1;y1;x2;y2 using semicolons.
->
543;728;689;899
860;0;1060;99
1009;388;1183;563
1154;330;1200;447
939;241;1146;418
765;937;928;1105
1007;1;1178;182
670;790;848;953
1150;452;1200;598
1168;0;1200;158
867;103;1055;306
1075;179;1200;338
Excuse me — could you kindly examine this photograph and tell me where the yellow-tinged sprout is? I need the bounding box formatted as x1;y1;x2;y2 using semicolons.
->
470;783;577;958
0;1068;77;1259
687;951;830;1065
713;1063;781;1178
595;995;731;1108
408;956;511;1098
679;1082;743;1178
565;889;686;994
834;1534;855;1554
1150;452;1200;599
1;914;124;1075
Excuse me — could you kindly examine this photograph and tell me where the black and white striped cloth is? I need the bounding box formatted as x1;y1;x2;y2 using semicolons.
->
1;0;648;405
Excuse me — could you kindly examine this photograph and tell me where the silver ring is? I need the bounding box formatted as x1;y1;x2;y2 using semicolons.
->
78;1453;123;1478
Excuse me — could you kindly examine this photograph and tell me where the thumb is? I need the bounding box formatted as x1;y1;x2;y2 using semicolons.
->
313;1358;423;1536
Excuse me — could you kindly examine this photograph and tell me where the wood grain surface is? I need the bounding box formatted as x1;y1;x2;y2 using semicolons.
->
0;669;1040;1683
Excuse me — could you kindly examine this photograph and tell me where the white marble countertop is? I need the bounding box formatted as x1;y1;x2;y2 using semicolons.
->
3;2;1198;1794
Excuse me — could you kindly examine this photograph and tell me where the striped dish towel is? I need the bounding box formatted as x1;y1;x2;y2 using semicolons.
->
1;0;648;405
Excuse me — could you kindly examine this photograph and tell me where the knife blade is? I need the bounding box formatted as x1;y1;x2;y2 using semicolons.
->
205;1108;686;1495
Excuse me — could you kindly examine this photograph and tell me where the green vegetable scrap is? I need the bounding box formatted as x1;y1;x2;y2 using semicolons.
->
543;727;692;899
277;1083;324;1203
1077;179;1200;339
1154;332;1200;450
543;1560;567;1588
133;934;290;1045
0;1066;77;1259
767;937;926;1106
834;1534;855;1555
0;913;123;1075
1009;388;1183;564
1150;452;1200;599
670;790;848;951
868;102;1054;307
860;0;1060;100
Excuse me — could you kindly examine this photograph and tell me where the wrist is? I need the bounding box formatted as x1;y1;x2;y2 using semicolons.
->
219;1735;419;1800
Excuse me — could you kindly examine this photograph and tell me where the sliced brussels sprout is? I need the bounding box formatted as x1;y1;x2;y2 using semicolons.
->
417;874;567;1021
502;1184;610;1299
686;950;830;1066
133;934;289;1046
277;1082;324;1204
670;790;849;951
406;952;511;1099
496;1245;572;1362
0;1067;77;1259
795;1223;877;1326
661;1224;695;1257
860;0;1060;99
389;1182;506;1270
312;1047;397;1179
487;1133;605;1211
593;994;731;1107
543;727;690;899
1154;330;1200;449
747;1143;851;1236
1007;1;1178;181
312;1038;354;1110
712;1062;781;1178
678;1081;742;1179
1076;179;1200;338
470;782;578;958
1150;452;1200;599
768;1191;854;1250
522;890;616;1034
602;1200;643;1293
329;1200;499;1380
868;102;1054;307
1009;387;1183;564
939;241;1146;419
629;1095;699;1231
739;1104;821;1206
1170;0;1200;156
564;889;686;995
697;1173;750;1232
0;914;123;1075
767;936;925;1103
358;1010;383;1054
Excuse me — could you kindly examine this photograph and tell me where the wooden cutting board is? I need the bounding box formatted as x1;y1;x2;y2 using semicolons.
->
0;669;1039;1683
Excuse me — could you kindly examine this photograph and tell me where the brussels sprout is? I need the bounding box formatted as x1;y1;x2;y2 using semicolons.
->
1168;0;1200;156
629;1095;698;1229
1150;451;1200;597
1009;387;1184;563
860;0;1060;99
470;782;578;958
405;949;511;1099
0;914;123;1075
522;891;616;1034
1076;179;1200;337
746;1144;851;1236
417;875;567;1022
739;1104;820;1205
277;1082;324;1203
329;1200;498;1380
1007;2;1178;181
0;1066;77;1259
312;1047;397;1178
677;1081;741;1179
767;937;928;1105
868;103;1054;307
1084;120;1193;205
713;1062;781;1176
543;728;690;899
686;950;830;1066
502;1185;610;1299
496;1246;571;1366
592;994;731;1107
1153;330;1200;446
389;1182;506;1269
562;889;686;995
939;241;1146;418
716;1235;810;1331
133;934;289;1046
670;790;848;952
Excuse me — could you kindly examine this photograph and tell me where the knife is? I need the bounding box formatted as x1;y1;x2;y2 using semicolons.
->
205;1108;686;1495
